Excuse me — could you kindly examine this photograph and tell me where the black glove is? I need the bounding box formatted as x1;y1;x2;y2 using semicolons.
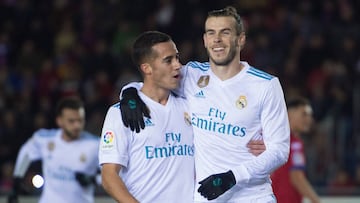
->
75;172;96;187
197;170;236;200
7;177;21;203
120;87;150;133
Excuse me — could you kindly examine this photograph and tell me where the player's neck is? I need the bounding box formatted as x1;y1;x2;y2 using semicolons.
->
61;131;80;142
61;133;77;142
210;60;244;81
141;85;170;105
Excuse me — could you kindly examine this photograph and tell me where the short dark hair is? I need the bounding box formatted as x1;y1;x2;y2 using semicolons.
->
132;31;172;68
207;6;244;35
286;97;310;110
55;97;84;116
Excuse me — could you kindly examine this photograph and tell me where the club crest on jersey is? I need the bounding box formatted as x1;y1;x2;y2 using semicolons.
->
197;75;210;88
48;141;55;151
184;112;191;126
235;95;247;109
80;153;86;163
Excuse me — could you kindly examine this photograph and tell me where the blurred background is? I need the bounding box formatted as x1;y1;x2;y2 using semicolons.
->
0;0;359;199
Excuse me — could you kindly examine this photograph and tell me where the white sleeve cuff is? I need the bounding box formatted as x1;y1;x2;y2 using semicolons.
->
232;164;251;184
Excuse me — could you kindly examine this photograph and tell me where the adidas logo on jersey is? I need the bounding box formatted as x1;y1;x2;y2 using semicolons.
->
145;118;155;126
194;90;205;98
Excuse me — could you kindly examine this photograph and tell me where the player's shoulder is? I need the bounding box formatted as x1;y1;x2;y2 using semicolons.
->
101;102;120;116
170;92;187;105
80;131;100;142
110;102;120;109
245;67;276;81
106;102;121;112
243;62;277;82
33;128;59;139
105;102;121;117
75;132;99;152
185;61;210;72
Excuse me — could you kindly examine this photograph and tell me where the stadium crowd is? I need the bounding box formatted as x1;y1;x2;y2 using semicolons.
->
0;0;359;196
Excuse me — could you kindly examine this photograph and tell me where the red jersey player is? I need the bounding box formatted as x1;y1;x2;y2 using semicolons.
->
271;97;320;203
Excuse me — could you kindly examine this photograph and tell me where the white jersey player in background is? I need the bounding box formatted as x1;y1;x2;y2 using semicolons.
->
119;6;290;203
8;97;100;203
99;31;194;203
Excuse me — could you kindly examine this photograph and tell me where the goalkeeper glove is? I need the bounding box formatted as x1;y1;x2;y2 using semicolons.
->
197;170;236;200
120;87;150;133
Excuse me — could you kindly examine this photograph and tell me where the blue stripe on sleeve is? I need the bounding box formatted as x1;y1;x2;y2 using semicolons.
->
112;102;120;109
247;67;273;80
187;61;210;71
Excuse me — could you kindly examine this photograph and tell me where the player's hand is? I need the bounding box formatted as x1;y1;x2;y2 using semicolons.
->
120;87;150;133
247;139;266;156
75;172;96;187
7;177;21;203
198;170;236;200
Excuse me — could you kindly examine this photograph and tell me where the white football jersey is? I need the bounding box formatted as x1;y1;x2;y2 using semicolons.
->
99;92;194;203
181;61;290;202
13;129;100;203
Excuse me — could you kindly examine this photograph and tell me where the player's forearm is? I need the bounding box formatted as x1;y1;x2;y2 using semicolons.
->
291;171;320;203
13;146;32;177
232;140;289;184
232;78;291;184
101;168;138;203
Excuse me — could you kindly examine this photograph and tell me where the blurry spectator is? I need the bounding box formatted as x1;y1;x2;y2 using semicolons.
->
0;32;9;66
35;59;59;98
0;110;18;162
16;39;43;73
54;19;76;56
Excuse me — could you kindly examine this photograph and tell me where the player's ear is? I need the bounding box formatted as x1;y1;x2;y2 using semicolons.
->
140;63;152;75
238;32;246;50
203;33;208;48
56;116;63;128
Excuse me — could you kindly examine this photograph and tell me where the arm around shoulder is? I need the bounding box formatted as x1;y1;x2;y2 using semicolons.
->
232;78;290;184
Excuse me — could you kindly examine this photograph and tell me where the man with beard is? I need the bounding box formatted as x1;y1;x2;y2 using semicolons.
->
119;6;290;202
8;97;100;203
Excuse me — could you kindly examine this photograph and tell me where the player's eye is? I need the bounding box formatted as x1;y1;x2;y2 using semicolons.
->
205;31;215;36
164;58;172;64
